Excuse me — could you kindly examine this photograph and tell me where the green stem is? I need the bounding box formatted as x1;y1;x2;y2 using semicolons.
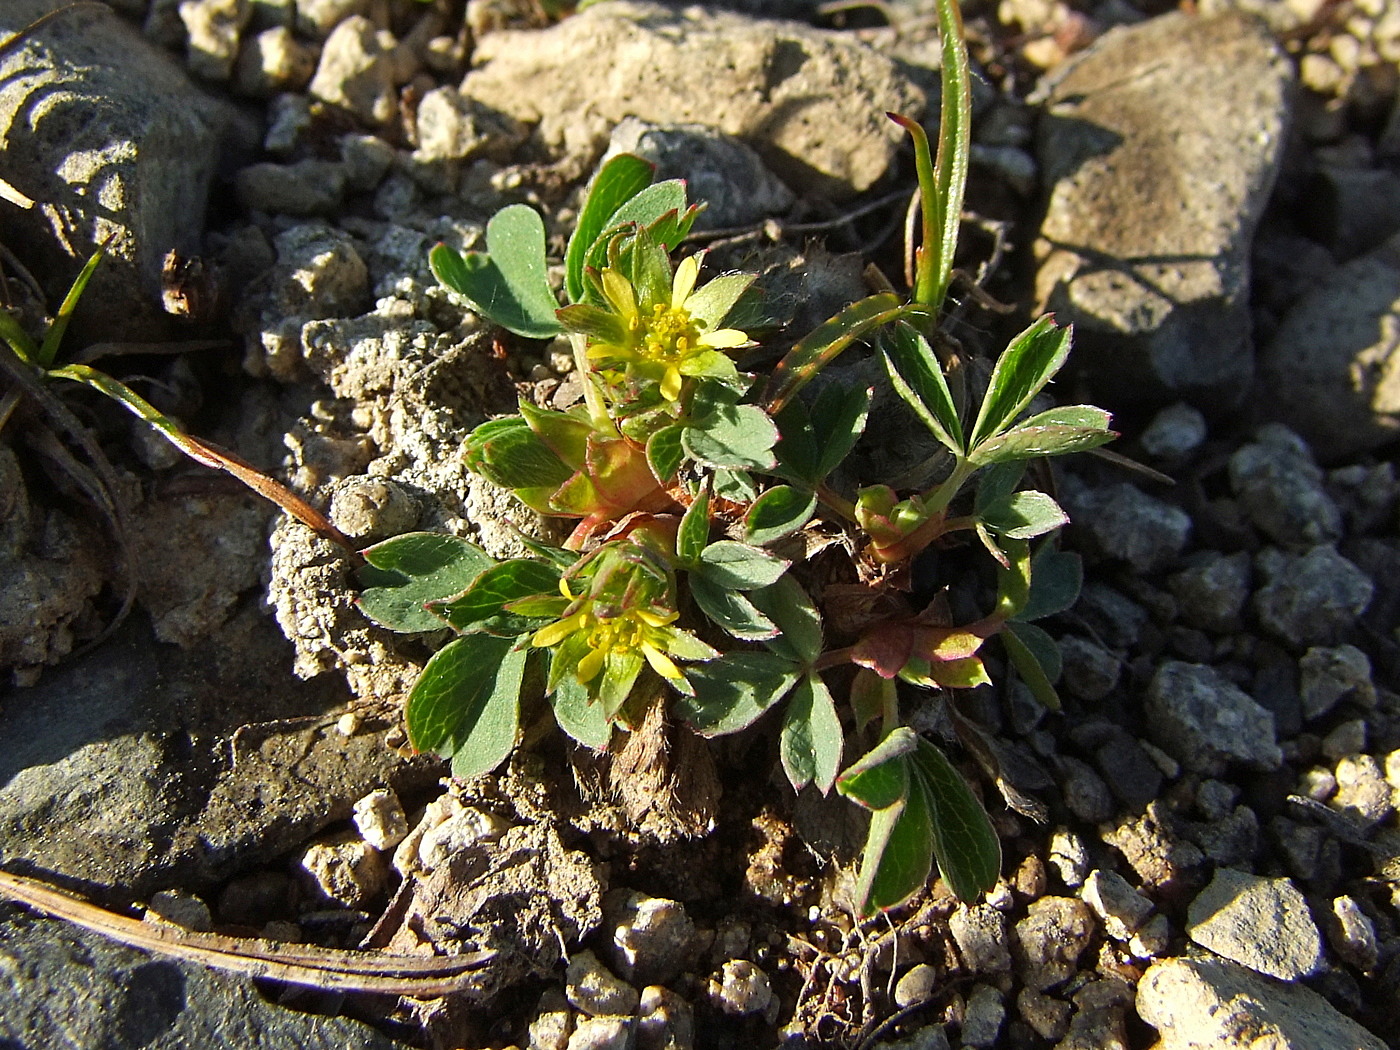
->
571;332;611;429
814;482;857;523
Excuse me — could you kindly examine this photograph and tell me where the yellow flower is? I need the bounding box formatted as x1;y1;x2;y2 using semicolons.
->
527;545;718;715
558;253;754;402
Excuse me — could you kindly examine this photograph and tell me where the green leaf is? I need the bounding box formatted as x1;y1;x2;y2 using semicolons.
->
432;558;561;632
429;206;563;339
689;573;778;641
712;468;757;503
864;770;935;912
646;424;686;485
744;485;817;545
39;248;105;368
974;461;1026;515
358;533;494;633
811;381;873;478
677;485;711;565
683;403;779;471
1002;620;1063;711
567;153;654;303
748;574;823;665
837;727;919;810
850;668;896;733
773;397;821;485
980;490;1069;541
698;541;790;590
969;405;1116;466
913;739;1002;901
968;317;1071;449
675;651;801;736
1017;545;1083;622
552;672;613;749
583;180;692;279
780;673;843;794
880;321;964;455
0;308;40;363
406;634;524;779
764;293;909;414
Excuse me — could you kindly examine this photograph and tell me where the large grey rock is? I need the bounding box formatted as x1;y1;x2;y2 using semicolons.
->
1186;868;1322;980
1144;661;1282;775
1137;956;1385;1050
461;1;925;199
0;0;254;343
0;904;403;1049
1034;13;1290;410
0;610;435;898
1259;232;1400;461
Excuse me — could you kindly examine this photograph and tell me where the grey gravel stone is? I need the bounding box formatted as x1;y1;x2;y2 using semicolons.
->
1013;896;1096;991
308;15;414;126
1063;482;1192;573
1074;582;1149;648
1128;913;1171;959
0;904;399;1048
1048;828;1090;889
330;477;421;544
604;890;699;987
1034;12;1289;408
1137;956;1387;1050
895;963;939;1008
1320;718;1368;762
565;950;640;1018
708;959;775;1018
1140;402;1208;461
413;85;528;163
1299;645;1376;720
1186;804;1260;866
527;987;573;1050
567;1016;634;1050
961;985;1006;1048
604;119;796;231
1144;661;1283;774
1016;987;1070;1041
1102;801;1205;892
1058;635;1122;702
233;25;318;97
235;158;347;216
1228;426;1343;547
1329;895;1380;972
1186;868;1322;979
1259;230;1400;461
1056;755;1115;823
1169;552;1252;634
949;904;1012;975
1254;545;1374;647
1332;753;1394;827
1081;869;1154;941
1060;977;1134;1050
637;985;694;1050
179;0;251;81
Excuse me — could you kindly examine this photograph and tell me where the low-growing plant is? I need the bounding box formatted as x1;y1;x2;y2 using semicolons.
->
362;0;1114;912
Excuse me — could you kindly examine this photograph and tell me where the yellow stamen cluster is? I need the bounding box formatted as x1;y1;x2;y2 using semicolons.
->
530;581;684;682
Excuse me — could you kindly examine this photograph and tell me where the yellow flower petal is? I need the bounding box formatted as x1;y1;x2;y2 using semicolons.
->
641;642;682;680
698;328;748;349
635;607;678;628
532;611;586;649
602;269;637;319
660;366;683;401
577;646;605;683
671;255;699;310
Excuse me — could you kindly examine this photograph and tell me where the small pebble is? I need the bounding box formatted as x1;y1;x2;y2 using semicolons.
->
298;834;388;907
1186;868;1322;980
708;960;775;1019
1080;869;1154;941
1013;897;1096;991
1048;828;1090;889
949;905;1011;974
1333;754;1394;827
637;985;695;1050
960;985;1005;1048
1016;987;1071;1041
528;987;573;1050
1329;895;1379;971
1299;765;1338;801
895;963;939;1008
1299;645;1375;720
567;1016;633;1050
566;950;640;1017
1321;719;1368;761
352;788;409;851
1139;402;1207;460
1128;913;1171;959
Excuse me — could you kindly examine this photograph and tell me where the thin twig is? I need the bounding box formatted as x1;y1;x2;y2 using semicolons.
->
0;871;494;997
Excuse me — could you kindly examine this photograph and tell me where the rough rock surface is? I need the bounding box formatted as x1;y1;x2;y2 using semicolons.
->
1137;956;1386;1050
1185;868;1323;980
0;904;399;1049
1034;12;1291;409
1259;231;1400;461
0;0;254;342
461;1;925;199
